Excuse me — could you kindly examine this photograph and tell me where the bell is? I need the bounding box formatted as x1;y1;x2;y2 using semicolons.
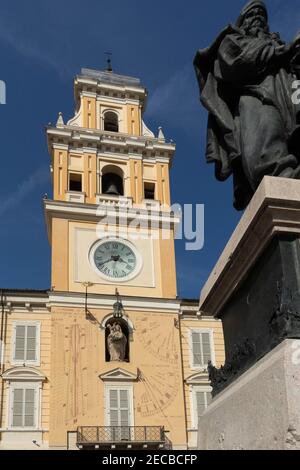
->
105;181;119;195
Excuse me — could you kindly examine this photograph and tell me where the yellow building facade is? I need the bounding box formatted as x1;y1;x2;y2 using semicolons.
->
0;68;224;450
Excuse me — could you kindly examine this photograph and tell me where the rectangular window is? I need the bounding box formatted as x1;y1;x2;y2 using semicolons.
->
69;172;82;192
11;387;37;428
191;330;213;368
106;386;132;441
144;182;155;200
12;323;40;365
109;389;130;426
192;388;212;429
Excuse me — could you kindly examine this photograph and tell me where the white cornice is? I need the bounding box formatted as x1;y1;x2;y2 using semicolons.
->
52;143;69;151
76;77;146;96
81;91;97;99
47;128;72;138
44;199;179;223
44;199;180;243
82;147;98;154
96;95;140;106
47;126;175;153
48;290;180;312
97;152;131;162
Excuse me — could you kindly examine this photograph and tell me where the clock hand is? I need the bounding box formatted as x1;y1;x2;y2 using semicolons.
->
97;259;111;267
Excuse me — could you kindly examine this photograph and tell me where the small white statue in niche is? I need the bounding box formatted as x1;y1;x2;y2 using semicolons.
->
107;322;127;362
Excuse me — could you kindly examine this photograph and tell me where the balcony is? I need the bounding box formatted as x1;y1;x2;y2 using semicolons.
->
95;194;133;209
76;426;171;450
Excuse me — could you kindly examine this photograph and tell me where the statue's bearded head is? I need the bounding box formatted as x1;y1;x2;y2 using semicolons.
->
242;7;269;35
237;1;270;37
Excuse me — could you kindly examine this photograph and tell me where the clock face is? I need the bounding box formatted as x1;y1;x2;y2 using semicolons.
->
92;240;137;280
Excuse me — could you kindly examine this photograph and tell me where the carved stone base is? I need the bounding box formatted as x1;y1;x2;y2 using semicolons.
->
200;177;300;395
198;340;300;450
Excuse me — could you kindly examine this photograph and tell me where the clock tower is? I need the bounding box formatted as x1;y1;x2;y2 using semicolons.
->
44;67;187;449
45;68;177;299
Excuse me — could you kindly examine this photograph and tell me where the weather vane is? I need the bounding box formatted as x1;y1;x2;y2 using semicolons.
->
105;52;113;72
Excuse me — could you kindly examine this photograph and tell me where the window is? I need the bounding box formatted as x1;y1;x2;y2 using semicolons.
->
69;172;82;192
9;383;39;429
190;330;213;368
12;322;40;365
105;386;133;440
144;182;155;200
2;368;45;430
109;389;130;427
104;112;119;132
192;387;212;429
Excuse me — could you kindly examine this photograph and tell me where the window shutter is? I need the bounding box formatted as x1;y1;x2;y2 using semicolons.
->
24;389;35;427
195;390;212;427
12;388;23;427
119;390;129;427
108;389;130;429
196;391;206;419
192;332;202;366
14;325;26;361
192;331;213;367
109;390;119;427
12;388;36;428
201;332;212;365
26;326;37;361
13;324;38;363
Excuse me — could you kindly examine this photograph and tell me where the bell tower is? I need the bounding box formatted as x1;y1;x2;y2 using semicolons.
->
44;68;187;450
45;67;178;299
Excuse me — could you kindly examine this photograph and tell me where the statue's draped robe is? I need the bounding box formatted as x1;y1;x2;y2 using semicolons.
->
194;26;300;209
107;326;127;361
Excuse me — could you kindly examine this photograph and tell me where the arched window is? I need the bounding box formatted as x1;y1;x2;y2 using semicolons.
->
105;318;130;362
104;111;119;132
102;166;124;196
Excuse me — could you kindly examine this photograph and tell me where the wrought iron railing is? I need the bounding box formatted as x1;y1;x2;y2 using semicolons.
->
77;426;166;446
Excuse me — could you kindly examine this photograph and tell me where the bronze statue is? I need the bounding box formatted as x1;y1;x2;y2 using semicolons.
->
107;322;127;361
194;0;300;210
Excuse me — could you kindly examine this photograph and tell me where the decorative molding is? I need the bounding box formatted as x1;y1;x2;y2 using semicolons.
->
2;366;46;382
208;338;256;396
269;282;300;344
185;372;210;385
142;120;155;138
99;367;138;382
48;291;180;312
100;313;134;332
47;126;175;160
66;191;86;204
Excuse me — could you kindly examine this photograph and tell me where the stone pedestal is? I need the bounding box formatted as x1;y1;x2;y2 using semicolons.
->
198;339;300;450
198;176;300;449
200;176;300;394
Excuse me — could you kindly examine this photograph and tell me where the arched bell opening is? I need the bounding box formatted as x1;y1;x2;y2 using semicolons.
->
104;111;119;133
101;166;124;196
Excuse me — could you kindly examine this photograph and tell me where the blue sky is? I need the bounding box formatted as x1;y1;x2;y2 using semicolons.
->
0;0;299;298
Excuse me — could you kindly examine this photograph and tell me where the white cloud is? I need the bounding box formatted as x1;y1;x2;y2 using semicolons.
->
145;64;199;127
0;17;65;76
0;167;49;217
